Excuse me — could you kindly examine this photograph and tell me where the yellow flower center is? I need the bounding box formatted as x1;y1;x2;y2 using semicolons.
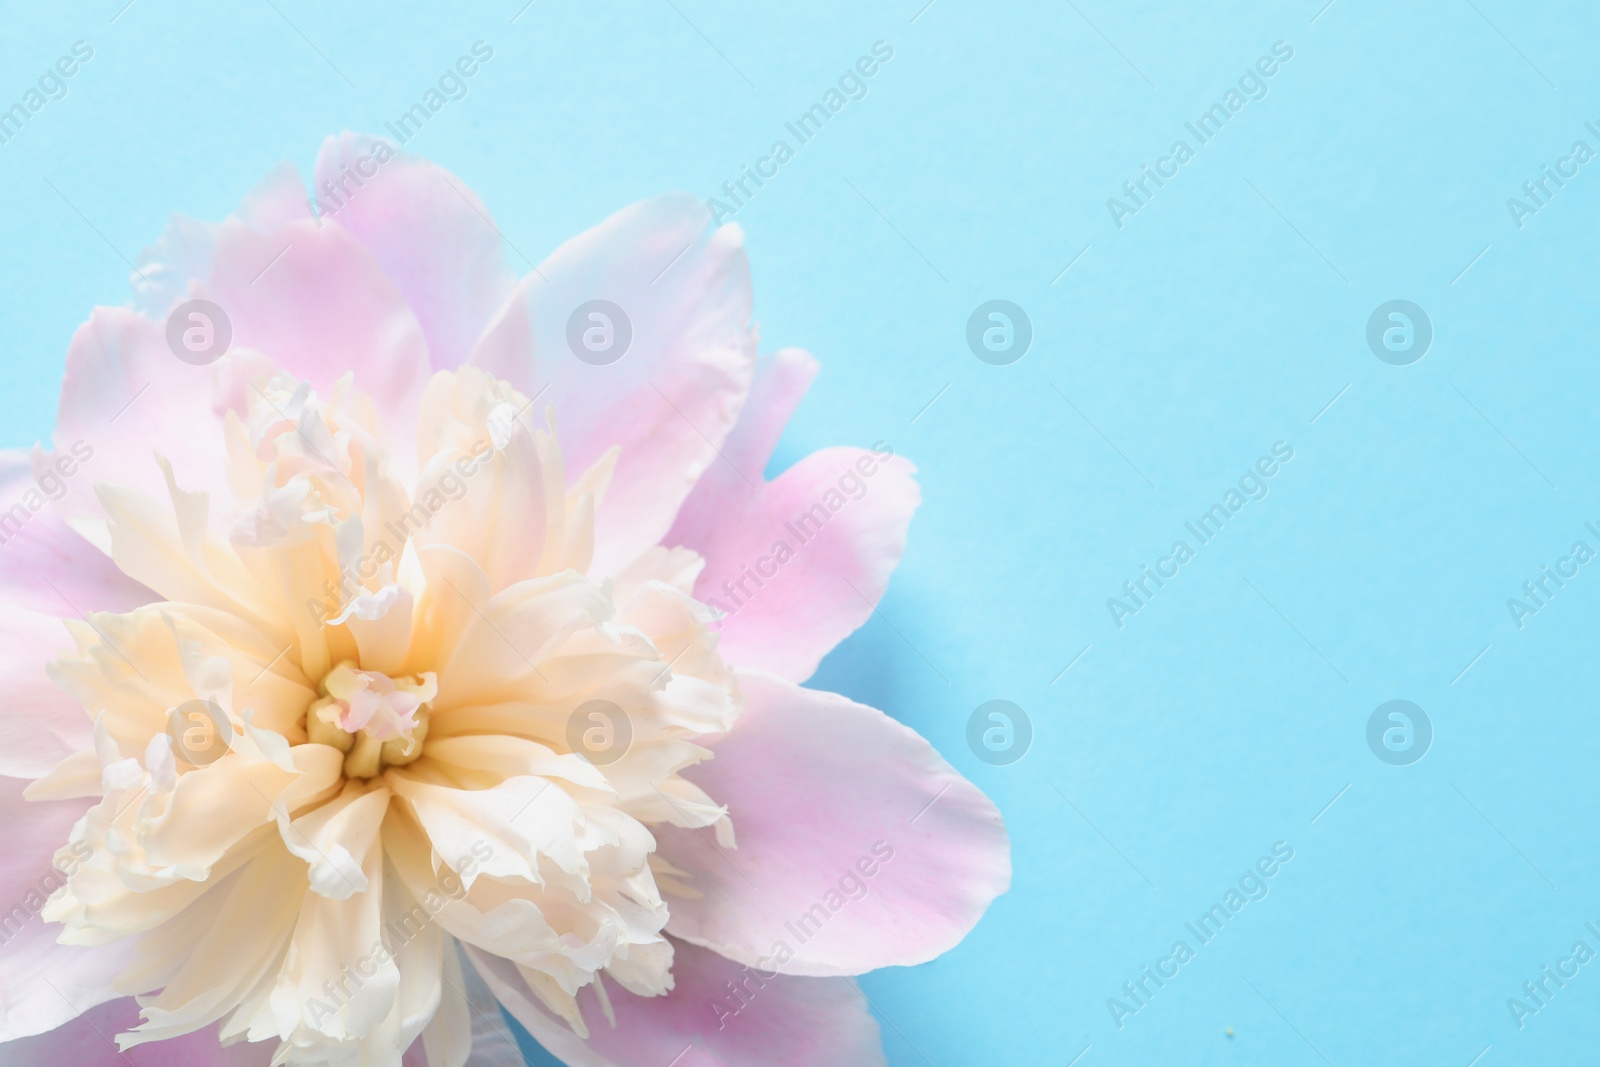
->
304;660;437;778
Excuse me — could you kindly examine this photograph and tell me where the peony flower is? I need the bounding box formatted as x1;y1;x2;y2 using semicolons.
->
0;133;1010;1067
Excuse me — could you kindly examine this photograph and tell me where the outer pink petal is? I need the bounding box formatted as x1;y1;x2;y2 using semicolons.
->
0;779;136;1043
313;133;517;371
203;214;435;415
49;307;239;529
665;349;919;681
0;998;272;1066
0;606;92;779
658;669;1010;977
132;161;308;318
203;211;432;413
469;194;756;574
470;938;885;1067
0;449;155;618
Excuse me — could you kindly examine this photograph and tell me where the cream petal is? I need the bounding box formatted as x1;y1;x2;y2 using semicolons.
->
410;544;494;680
422;735;610;793
383;808;563;966
406;942;469;1067
423;947;523;1067
24;747;103;800
46;605;314;762
0;997;275;1066
277;782;390;900
262;827;394;1050
387;770;588;888
136;751;316;880
432;573;612;710
0;779;138;1042
411;372;565;594
342;584;414;678
117;846;306;1048
96;479;281;641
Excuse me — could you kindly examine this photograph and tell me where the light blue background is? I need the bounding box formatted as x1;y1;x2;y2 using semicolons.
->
2;1;1597;1064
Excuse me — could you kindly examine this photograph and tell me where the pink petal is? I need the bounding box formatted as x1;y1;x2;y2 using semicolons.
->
0;779;136;1043
313;133;517;371
698;346;815;483
132;161;307;318
0;605;92;779
470;937;885;1067
337;687;383;734
666;350;920;680
49;307;239;530
0;998;272;1066
233;159;319;232
204;210;431;415
0;449;155;618
469;194;757;574
657;669;1010;977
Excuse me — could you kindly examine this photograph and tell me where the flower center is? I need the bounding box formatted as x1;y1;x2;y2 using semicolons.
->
305;661;438;779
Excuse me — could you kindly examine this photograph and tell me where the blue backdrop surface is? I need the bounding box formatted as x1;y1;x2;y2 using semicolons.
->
1;1;1597;1064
